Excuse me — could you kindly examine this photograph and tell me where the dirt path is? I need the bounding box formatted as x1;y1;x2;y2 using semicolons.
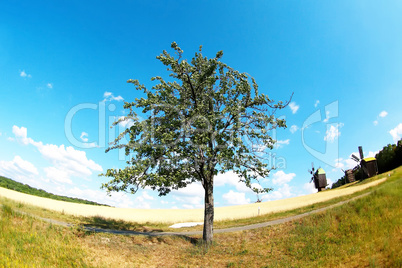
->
14;191;371;237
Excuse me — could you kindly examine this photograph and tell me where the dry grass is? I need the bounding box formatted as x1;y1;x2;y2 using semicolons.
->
81;234;196;267
1;167;401;267
75;167;401;267
0;206;90;267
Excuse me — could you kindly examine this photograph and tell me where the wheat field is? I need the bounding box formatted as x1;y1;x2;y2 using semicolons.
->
0;178;386;224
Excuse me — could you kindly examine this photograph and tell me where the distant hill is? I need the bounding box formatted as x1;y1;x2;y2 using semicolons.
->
0;176;110;206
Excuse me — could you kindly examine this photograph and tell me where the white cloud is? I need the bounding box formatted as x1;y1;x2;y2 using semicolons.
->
142;191;154;201
103;92;113;98
0;156;39;177
333;155;366;172
80;132;89;142
170;183;204;208
0;156;45;189
103;91;123;102
334;158;345;169
117;116;135;128
172;182;204;197
290;125;299;134
222;190;250;205
14;156;39;175
133;194;153;209
214;171;255;193
36;143;103;179
111;192;136;208
11;125;103;184
390;123;402;143
235;182;254;194
67;187;134;208
374;111;388;126
302;182;316;195
47;83;53;89
43;166;72;184
340;152;361;170
314;100;320;107
324;123;343;142
250;182;263;191
12;126;33;145
271;170;296;185
326;178;334;188
215;171;240;187
275;139;290;148
20;70;32;78
289;102;299;114
344;158;358;169
379;111;388;118
262;184;293;201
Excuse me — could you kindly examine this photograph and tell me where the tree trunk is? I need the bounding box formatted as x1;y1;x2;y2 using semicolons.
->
203;177;214;243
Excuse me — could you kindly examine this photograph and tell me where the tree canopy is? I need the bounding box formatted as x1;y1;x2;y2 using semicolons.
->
101;42;290;242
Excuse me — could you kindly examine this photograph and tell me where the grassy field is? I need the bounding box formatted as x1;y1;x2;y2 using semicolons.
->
0;205;89;267
1;167;401;267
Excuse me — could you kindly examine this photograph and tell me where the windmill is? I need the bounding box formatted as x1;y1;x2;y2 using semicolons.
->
308;163;328;192
341;168;356;183
350;146;378;179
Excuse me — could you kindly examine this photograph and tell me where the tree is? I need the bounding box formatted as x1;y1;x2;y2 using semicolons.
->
101;42;290;243
376;144;396;173
375;139;402;173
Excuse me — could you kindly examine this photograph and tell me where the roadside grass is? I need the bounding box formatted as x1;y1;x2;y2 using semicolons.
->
72;168;402;267
171;168;401;267
0;166;400;267
280;172;401;267
0;204;91;267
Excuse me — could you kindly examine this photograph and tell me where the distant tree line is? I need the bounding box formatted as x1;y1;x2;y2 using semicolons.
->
332;138;402;189
376;139;402;173
331;175;347;189
0;176;110;206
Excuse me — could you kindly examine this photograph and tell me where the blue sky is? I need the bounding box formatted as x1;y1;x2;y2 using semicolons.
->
1;1;401;209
